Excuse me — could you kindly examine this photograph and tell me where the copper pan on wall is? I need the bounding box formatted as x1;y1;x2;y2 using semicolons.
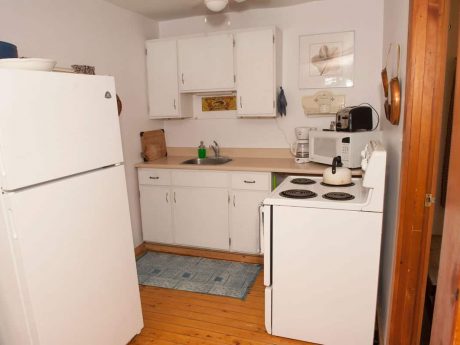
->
382;43;401;125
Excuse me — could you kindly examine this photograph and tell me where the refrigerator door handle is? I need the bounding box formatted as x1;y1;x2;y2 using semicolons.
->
258;203;264;254
4;196;18;240
7;209;18;240
263;205;271;287
0;154;6;178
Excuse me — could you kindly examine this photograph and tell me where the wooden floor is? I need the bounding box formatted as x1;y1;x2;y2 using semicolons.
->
130;270;312;345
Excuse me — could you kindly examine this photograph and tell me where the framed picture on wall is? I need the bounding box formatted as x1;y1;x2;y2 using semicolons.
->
299;31;355;89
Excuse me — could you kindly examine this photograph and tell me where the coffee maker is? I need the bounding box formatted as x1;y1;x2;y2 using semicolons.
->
290;127;316;164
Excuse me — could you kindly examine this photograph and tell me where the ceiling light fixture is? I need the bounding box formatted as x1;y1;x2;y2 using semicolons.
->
204;0;229;12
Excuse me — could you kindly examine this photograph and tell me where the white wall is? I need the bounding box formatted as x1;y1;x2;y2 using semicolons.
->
159;0;384;148
0;0;160;247
378;0;409;342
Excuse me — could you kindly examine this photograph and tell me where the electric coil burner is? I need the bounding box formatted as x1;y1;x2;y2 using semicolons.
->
320;182;355;187
291;178;317;185
280;189;317;199
322;192;355;201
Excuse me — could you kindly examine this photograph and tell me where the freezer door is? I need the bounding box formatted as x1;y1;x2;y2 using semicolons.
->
0;69;124;190
4;165;142;345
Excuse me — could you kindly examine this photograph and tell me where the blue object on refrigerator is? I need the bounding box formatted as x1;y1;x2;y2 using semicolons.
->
0;41;18;59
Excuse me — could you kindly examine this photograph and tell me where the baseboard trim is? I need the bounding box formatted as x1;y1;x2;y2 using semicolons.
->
143;242;263;264
134;243;147;258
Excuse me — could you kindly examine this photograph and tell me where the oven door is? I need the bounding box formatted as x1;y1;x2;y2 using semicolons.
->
309;135;341;165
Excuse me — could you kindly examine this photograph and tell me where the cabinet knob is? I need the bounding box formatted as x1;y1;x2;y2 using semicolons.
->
240;96;243;109
181;73;185;85
244;180;256;184
173;98;177;110
149;176;159;180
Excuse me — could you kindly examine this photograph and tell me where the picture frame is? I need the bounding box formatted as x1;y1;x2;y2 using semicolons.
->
299;31;355;89
201;96;237;112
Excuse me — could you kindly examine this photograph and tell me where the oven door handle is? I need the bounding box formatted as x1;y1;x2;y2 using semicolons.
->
261;205;272;287
259;203;264;254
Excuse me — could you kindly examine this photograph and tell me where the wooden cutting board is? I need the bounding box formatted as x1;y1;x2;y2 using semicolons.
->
140;129;167;162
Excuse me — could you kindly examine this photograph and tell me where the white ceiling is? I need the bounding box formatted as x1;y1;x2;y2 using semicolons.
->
105;0;317;21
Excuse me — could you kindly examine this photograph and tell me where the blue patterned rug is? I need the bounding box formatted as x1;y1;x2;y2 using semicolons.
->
136;252;261;300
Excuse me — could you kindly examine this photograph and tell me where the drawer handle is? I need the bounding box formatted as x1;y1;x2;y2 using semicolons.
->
244;180;256;184
149;176;160;180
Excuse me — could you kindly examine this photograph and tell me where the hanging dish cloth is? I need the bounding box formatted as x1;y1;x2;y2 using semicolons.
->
277;87;287;116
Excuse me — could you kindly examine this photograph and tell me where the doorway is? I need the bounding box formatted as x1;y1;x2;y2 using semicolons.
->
421;0;459;343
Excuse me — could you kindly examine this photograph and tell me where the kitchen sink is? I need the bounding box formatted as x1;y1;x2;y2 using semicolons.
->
181;157;232;165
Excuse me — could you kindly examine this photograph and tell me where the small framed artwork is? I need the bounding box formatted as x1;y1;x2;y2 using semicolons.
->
201;96;237;112
299;31;355;89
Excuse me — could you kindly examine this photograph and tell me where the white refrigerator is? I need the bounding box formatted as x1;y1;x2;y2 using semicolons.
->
0;69;143;345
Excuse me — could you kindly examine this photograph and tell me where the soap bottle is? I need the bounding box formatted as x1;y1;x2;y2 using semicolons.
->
198;141;206;158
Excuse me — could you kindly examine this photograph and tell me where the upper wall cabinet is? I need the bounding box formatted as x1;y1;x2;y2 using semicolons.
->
145;27;281;119
177;34;236;92
235;28;281;118
146;39;179;119
146;39;192;119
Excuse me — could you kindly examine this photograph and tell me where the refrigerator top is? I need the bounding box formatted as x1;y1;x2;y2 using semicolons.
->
0;69;124;191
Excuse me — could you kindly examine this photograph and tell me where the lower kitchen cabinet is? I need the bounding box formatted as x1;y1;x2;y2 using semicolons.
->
172;187;229;251
138;168;271;254
230;190;268;254
139;185;173;244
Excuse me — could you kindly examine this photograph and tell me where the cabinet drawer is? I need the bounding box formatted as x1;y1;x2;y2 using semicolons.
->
231;172;271;191
138;169;171;186
172;170;228;188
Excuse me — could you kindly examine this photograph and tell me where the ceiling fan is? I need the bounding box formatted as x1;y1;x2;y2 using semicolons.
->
204;0;247;12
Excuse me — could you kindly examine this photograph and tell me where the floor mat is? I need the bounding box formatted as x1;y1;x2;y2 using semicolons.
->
136;251;261;299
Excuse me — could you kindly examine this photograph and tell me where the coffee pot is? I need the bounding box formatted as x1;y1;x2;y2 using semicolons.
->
290;127;316;163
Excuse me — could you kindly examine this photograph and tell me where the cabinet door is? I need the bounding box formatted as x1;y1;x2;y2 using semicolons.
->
146;39;180;118
230;190;268;254
236;29;275;117
173;187;229;250
140;185;173;244
178;34;235;92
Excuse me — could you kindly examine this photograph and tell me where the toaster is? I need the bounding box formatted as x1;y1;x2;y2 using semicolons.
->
336;106;373;132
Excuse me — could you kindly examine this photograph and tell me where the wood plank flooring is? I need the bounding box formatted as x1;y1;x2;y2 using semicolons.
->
130;270;312;345
144;243;264;265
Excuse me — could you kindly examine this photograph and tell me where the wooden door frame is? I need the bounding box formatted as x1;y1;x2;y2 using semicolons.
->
388;0;451;344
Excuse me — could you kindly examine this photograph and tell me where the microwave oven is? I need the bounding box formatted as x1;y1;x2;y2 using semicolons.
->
309;131;380;168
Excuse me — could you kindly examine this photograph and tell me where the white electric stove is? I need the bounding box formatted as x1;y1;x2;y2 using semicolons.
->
261;141;386;345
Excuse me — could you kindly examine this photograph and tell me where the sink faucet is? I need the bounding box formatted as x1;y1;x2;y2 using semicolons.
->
209;141;220;158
